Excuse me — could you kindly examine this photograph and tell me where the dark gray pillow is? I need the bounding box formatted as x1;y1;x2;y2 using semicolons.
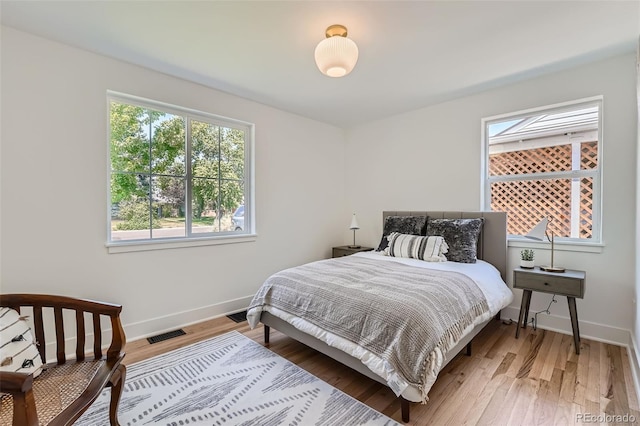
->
376;215;428;251
426;218;484;263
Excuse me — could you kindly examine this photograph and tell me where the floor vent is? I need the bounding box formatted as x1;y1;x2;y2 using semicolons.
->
147;329;186;344
227;310;247;323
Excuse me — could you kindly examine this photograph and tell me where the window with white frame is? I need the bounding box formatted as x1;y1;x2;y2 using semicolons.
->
482;97;602;243
108;92;253;244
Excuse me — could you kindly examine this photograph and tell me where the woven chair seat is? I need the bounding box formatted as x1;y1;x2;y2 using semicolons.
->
0;360;104;425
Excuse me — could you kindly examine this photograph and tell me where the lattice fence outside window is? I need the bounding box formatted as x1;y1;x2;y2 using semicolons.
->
489;142;597;239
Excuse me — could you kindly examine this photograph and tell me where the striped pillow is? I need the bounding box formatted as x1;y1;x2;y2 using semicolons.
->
386;232;448;262
0;307;43;378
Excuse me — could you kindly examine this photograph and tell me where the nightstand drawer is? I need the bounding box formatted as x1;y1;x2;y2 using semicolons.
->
333;248;355;257
514;271;584;298
332;246;374;258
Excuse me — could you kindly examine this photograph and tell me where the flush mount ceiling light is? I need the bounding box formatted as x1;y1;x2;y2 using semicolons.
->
314;24;359;78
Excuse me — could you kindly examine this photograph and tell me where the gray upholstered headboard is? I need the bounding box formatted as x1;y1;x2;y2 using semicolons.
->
382;211;507;280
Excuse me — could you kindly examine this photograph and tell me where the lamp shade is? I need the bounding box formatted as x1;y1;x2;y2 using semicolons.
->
349;214;360;230
315;25;358;77
525;217;548;241
525;216;564;272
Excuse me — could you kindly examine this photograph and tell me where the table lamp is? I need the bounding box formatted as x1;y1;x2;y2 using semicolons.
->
349;213;360;249
525;217;565;273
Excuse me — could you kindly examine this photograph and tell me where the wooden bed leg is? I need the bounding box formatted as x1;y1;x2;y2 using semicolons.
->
400;397;410;422
495;310;502;320
264;325;270;344
466;341;472;356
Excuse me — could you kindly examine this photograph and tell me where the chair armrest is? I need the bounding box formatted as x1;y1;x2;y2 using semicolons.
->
0;371;39;426
0;371;33;393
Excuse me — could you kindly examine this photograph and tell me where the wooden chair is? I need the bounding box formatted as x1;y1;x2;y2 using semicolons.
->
0;294;126;425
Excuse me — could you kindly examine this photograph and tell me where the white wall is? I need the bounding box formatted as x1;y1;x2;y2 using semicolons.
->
345;53;637;344
0;27;346;339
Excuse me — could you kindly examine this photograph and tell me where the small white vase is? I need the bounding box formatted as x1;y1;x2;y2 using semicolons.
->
520;260;535;269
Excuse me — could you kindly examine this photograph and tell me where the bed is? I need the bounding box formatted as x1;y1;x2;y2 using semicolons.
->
247;211;512;422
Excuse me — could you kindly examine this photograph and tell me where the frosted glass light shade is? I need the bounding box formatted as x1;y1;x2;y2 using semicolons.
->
315;29;359;77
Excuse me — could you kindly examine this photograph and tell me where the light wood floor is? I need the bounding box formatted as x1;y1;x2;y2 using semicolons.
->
124;316;639;425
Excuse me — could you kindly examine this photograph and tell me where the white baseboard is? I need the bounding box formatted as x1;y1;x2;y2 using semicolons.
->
124;295;255;342
501;305;630;346
628;334;640;408
124;300;631;346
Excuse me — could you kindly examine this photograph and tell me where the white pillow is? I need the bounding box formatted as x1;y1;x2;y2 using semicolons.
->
0;307;44;378
386;232;448;262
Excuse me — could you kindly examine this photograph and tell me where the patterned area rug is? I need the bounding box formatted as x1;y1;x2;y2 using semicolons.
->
76;331;399;426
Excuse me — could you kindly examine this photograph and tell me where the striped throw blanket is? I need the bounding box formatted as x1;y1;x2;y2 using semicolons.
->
248;256;489;402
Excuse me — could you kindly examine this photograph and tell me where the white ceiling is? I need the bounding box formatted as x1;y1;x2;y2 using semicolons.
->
1;1;638;127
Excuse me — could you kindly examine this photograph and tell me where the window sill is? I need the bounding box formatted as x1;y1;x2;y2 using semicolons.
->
508;237;604;254
106;234;257;254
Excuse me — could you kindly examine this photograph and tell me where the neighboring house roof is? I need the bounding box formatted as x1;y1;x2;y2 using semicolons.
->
490;106;598;146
